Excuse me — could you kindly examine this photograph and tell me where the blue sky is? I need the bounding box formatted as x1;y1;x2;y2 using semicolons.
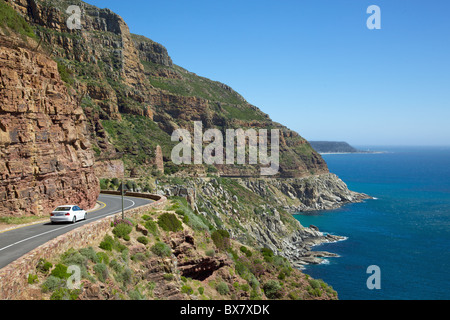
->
84;0;450;146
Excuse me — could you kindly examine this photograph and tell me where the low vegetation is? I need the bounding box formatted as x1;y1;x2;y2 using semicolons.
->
24;200;337;300
0;0;37;40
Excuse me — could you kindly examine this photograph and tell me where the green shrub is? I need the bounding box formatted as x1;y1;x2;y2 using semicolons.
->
50;288;80;300
181;285;193;295
288;291;300;300
263;280;282;299
99;235;114;251
307;286;322;297
61;249;88;267
27;274;38;284
157;213;183;232
211;230;231;251
57;62;75;86
93;263;108;282
248;274;260;290
205;249;215;257
41;276;65;293
198;287;205;295
128;288;145;300
216;281;230;296
36;259;52;274
261;247;274;262
96;252;110;264
109;260;122;273
79;247;99;263
175;209;185;216
113;222;133;240
163;273;174;281
144;220;159;236
151;242;172;257
240;283;250;292
51;264;71;280
115;267;132;286
137;236;149;245
250;289;262;300
273;255;291;270
240;246;253;257
234;260;247;277
308;279;321;290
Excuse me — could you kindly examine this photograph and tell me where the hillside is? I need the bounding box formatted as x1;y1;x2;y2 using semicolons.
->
4;0;328;180
0;0;372;301
21;199;339;301
309;141;360;154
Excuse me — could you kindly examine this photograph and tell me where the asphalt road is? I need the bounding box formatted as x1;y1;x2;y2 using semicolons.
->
0;194;153;270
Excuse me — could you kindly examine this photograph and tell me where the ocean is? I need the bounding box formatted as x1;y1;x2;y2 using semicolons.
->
294;146;450;300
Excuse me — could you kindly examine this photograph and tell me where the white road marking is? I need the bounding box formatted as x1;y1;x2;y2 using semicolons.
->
0;197;136;253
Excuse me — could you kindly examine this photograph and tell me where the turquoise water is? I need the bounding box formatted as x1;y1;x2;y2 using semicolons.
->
294;146;450;300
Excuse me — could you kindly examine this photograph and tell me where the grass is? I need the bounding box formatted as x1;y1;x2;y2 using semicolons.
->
142;60;268;122
101;114;175;167
0;0;37;40
0;215;47;226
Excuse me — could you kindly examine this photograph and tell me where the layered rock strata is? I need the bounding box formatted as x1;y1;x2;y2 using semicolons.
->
0;34;99;216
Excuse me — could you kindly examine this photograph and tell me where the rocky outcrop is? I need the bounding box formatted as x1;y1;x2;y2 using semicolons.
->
93;159;124;179
0;33;99;216
242;173;371;212
156;174;370;268
131;33;173;67
5;0;330;179
155;145;164;173
168;231;232;281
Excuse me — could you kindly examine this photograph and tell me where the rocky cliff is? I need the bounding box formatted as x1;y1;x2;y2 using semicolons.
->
155;174;370;269
3;0;328;179
0;0;367;236
0;6;99;216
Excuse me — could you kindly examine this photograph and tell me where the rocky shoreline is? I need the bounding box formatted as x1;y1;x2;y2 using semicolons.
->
155;173;371;270
280;226;347;269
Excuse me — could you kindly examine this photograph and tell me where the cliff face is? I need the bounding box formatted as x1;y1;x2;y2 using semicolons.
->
0;29;99;216
156;174;370;269
4;0;328;179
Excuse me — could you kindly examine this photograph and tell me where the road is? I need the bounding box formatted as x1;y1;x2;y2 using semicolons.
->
0;194;153;270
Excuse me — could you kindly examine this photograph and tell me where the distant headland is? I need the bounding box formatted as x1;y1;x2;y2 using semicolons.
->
309;141;384;154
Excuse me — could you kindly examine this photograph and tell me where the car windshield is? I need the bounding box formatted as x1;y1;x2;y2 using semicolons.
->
54;207;71;211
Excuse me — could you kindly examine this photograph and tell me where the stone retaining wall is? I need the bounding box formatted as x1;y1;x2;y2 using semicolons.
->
0;193;167;300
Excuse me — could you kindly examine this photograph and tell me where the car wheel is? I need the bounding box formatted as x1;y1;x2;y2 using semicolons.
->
72;216;76;224
84;213;87;221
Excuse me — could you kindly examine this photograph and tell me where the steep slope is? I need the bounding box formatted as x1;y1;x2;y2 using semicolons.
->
310;141;360;154
5;0;328;179
0;1;99;216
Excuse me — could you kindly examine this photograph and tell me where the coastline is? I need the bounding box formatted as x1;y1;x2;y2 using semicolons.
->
282;225;348;269
319;151;387;155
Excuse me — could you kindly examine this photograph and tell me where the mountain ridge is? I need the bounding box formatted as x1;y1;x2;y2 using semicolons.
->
4;0;329;180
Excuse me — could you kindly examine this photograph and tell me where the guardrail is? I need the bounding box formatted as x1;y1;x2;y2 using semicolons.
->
0;192;167;300
99;190;163;201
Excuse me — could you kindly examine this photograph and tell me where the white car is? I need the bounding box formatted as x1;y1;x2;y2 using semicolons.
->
50;205;87;224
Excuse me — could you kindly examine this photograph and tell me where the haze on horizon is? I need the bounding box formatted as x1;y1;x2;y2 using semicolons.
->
85;0;450;147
